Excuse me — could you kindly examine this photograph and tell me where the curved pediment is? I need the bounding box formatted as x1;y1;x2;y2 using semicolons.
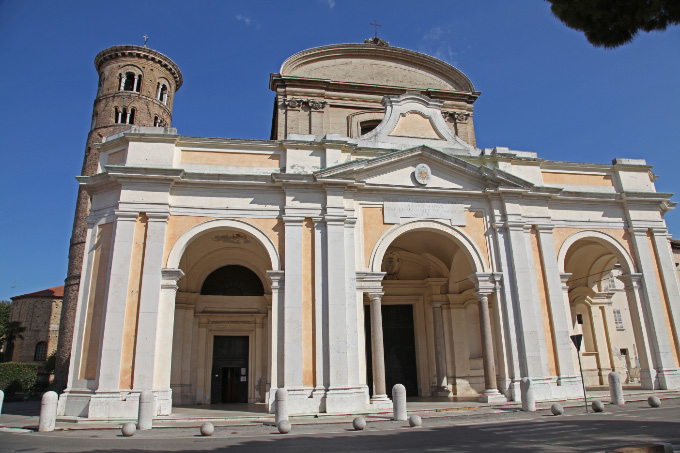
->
280;43;475;93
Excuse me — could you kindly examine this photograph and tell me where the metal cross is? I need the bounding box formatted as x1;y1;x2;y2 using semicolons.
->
143;34;149;47
370;20;381;38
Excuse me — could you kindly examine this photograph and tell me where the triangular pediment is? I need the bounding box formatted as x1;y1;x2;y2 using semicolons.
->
314;145;533;190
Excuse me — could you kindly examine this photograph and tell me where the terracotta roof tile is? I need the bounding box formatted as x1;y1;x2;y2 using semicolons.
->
11;285;64;300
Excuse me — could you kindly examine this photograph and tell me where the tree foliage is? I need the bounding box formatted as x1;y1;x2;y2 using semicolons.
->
546;0;680;48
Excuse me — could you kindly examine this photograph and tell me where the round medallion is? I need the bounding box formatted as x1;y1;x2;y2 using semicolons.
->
414;163;431;185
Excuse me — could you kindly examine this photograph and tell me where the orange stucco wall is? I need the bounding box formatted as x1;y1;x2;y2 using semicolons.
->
119;214;148;389
542;172;614;187
648;233;680;367
530;228;557;376
80;222;113;380
302;218;315;387
163;216;284;268
181;150;281;168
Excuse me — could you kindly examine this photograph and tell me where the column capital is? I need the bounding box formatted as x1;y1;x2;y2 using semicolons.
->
618;272;643;289
431;301;443;309
627;226;649;236
368;292;384;302
468;272;496;297
534;224;555;233
86;217;98;228
114;210;138;221
650;227;670;237
344;217;358;227
267;270;285;289
282;215;305;225
506;221;525;232
324;215;347;226
146;211;170;222
161;268;184;291
560;272;572;290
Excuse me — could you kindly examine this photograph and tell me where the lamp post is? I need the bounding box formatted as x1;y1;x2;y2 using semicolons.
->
570;334;588;413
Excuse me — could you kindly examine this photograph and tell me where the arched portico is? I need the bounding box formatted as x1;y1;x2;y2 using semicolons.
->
361;220;504;404
164;219;281;407
557;230;655;388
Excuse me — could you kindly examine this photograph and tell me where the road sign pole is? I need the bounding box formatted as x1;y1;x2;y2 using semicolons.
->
571;334;589;414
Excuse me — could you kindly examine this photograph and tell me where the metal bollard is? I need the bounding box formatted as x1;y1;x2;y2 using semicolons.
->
392;384;407;421
275;388;288;425
520;378;536;412
38;391;58;432
608;372;625;406
137;390;154;430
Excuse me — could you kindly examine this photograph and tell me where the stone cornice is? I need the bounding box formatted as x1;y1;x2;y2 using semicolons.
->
95;45;183;89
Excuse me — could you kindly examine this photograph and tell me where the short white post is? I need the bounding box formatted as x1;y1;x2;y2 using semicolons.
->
275;388;288;425
137;390;154;430
0;389;4;415
608;372;625;406
38;391;58;432
520;378;536;412
392;384;407;421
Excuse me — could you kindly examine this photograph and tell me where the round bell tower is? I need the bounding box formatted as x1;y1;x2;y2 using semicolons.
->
54;45;183;390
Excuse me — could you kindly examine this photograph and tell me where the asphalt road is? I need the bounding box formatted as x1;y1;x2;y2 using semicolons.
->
1;399;678;452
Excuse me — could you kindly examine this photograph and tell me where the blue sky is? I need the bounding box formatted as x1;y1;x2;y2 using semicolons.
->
0;0;678;300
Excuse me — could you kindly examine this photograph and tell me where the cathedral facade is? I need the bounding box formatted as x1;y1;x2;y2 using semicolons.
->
57;42;680;419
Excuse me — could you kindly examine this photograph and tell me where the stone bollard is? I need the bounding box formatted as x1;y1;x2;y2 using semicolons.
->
0;389;4;416
392;384;407;421
648;396;661;408
352;416;366;431
520;378;536;412
275;388;289;425
592;400;604;412
277;419;291;434
137;390;154;430
121;422;136;437
408;415;422;427
608;372;625;406
200;422;214;436
38;391;58;432
551;403;564;416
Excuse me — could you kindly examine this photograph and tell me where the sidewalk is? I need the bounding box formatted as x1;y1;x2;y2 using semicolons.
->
1;388;678;432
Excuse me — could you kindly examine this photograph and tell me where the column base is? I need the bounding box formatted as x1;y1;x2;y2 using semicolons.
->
267;387;321;415
432;386;453;397
478;389;507;403
325;385;370;414
369;393;393;411
657;368;680;389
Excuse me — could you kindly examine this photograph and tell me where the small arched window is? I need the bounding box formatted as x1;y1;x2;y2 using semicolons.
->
122;72;136;91
200;265;265;296
114;107;120;123
360;120;381;136
135;74;142;93
157;83;168;104
34;342;47;361
128;108;135;125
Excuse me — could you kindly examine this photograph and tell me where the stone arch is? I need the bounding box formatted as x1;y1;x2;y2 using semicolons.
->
166;218;281;272
182;247;273;293
369;219;487;274
557;230;636;274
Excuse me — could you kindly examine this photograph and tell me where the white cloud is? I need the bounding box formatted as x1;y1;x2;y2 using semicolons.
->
235;14;252;26
323;0;336;8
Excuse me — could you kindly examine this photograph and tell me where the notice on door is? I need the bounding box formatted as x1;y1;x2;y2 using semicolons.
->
383;198;466;225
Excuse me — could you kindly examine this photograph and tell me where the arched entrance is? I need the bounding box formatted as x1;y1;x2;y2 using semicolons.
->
558;231;650;388
364;220;503;401
166;219;280;406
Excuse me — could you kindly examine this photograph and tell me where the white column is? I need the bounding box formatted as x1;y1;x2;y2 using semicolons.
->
628;227;680;389
432;301;449;395
266;270;284;408
325;215;348;387
469;273;506;402
344;217;360;385
650;228;680;363
282;216;304;390
535;225;580;390
133;213;170;391
312;218;327;395
95;211;138;392
504;221;551;394
618;273;656;389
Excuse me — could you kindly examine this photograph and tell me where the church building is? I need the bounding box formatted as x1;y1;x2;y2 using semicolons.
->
57;40;680;419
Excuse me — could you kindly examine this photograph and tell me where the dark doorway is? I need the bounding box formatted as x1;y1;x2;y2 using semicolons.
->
211;336;249;403
365;304;419;397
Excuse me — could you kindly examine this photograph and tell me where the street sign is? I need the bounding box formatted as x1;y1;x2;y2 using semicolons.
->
570;334;583;351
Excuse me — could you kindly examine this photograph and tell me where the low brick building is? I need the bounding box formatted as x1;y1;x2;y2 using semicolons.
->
8;286;63;363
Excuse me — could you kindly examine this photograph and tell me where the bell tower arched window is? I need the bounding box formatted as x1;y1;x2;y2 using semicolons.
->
34;342;47;361
157;82;168;104
120;71;142;92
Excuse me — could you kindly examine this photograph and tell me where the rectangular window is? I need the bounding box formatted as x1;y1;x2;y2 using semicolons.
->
613;309;624;330
576;314;584;325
